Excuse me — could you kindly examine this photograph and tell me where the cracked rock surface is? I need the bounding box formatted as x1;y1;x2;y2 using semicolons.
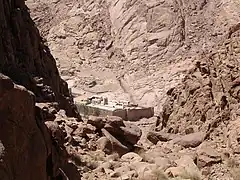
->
27;0;240;113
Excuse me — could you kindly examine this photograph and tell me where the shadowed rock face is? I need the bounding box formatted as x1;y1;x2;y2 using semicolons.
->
0;0;79;118
0;74;49;180
0;74;80;180
0;0;81;179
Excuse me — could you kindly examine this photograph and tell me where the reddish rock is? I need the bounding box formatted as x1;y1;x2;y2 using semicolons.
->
61;162;82;180
0;74;49;180
97;137;112;154
87;116;105;129
0;0;79;119
121;152;143;162
102;128;129;156
0;0;83;179
45;121;65;146
172;132;206;148
105;116;124;127
147;131;179;144
72;123;96;137
227;119;240;154
197;143;221;168
121;122;142;145
88;116;142;155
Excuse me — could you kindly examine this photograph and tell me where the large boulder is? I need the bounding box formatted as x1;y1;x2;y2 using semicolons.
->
196;142;221;168
90;116;142;155
166;155;201;179
147;131;179;144
121;152;143;163
97;137;112;154
101;128;129;156
0;74;49;180
172;132;206;148
121;122;142;145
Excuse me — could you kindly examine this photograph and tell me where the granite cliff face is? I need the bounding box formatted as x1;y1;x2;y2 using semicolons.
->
26;0;240;113
0;0;79;118
0;0;80;179
0;74;49;180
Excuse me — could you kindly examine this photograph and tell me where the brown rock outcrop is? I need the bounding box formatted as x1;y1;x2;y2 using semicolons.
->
161;29;240;136
154;24;240;179
0;0;79;118
172;132;206;148
0;0;81;179
0;74;48;180
88;116;142;155
0;74;81;180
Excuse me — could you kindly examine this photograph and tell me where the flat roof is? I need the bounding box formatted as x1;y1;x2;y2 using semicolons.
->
86;103;123;111
74;96;153;111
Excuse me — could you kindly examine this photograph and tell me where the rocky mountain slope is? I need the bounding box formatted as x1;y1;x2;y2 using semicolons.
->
2;0;240;180
153;27;240;179
0;2;142;180
26;0;240;113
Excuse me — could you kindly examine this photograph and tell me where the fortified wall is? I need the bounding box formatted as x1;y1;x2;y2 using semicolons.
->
74;96;154;121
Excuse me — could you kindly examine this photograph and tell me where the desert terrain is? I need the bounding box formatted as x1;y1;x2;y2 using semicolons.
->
1;0;240;180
